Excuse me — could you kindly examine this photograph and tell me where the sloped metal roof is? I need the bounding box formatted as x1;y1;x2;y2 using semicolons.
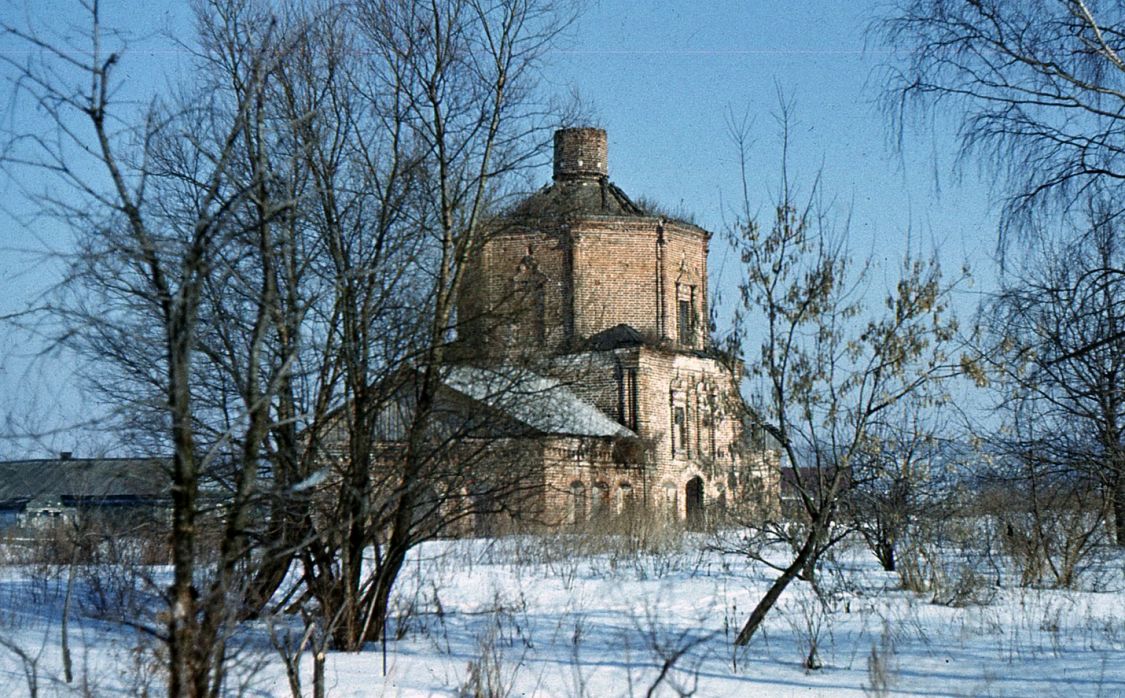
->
585;323;647;351
443;366;634;439
0;457;170;505
507;177;647;219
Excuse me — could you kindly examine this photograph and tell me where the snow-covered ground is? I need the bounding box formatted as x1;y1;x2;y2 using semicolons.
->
1;531;1123;696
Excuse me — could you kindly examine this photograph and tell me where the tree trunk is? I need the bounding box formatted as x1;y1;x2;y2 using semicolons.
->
878;539;896;572
168;350;202;697
1114;471;1125;547
362;544;409;645
242;377;307;620
735;521;822;646
313;650;325;698
242;546;297;620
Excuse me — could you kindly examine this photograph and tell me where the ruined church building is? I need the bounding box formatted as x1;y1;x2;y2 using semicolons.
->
457;128;777;527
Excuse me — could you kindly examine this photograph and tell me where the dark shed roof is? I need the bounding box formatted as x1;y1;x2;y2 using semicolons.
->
0;457;170;506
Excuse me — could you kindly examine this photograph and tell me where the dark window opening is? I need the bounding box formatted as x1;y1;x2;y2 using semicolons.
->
627;369;638;430
673;406;688;458
686;476;704;529
678;299;693;345
532;283;546;346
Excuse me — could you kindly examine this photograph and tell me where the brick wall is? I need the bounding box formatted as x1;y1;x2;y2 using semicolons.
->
540;436;645;527
459;225;572;355
462;217;711;356
629;348;748;517
569;220;659;340
541;345;769;521
554;128;608;179
661;222;710;349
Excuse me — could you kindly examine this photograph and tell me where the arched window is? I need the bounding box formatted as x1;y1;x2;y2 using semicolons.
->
512;253;549;348
591;481;610;521
615;482;634;517
569;481;586;526
662;482;678;519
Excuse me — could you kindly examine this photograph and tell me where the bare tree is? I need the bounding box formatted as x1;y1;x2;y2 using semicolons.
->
355;0;515;648
979;203;1125;546
1;0;398;691
247;0;575;651
878;0;1125;553
846;401;951;575
6;0;576;667
723;104;964;648
1;1;308;692
4;1;592;690
983;427;1109;587
877;0;1125;244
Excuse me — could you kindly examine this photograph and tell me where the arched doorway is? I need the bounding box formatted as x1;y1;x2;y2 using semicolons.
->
685;476;704;529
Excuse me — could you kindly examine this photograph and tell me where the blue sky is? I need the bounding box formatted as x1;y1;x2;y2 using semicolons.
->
544;1;994;266
0;1;998;456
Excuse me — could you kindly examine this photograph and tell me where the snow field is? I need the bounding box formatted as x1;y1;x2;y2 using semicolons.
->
0;531;1123;696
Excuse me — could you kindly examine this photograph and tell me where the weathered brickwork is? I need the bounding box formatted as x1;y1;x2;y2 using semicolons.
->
462;218;711;356
554;127;608;180
570;219;709;350
464;228;573;354
456;128;777;527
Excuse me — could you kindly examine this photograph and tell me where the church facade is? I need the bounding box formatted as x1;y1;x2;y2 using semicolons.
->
454;128;776;527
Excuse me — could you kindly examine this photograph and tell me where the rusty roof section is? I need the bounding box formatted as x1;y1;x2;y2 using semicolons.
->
507;176;648;220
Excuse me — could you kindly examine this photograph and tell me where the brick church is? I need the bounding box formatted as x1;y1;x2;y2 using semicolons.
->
449;128;777;528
